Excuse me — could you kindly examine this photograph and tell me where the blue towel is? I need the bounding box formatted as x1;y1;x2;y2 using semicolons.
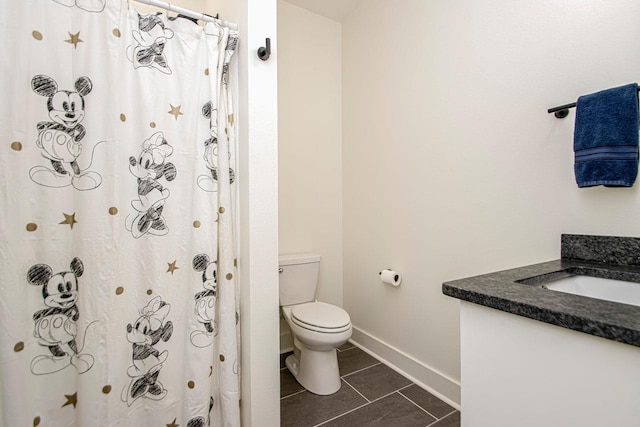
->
573;83;639;187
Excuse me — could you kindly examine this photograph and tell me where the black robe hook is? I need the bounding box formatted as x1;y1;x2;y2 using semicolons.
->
258;38;271;61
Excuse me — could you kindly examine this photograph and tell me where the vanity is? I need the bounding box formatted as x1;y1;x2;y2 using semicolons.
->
443;234;640;427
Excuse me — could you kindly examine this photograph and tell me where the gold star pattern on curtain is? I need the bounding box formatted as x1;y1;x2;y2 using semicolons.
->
59;212;77;229
168;104;183;120
166;260;179;275
65;31;83;48
62;393;77;409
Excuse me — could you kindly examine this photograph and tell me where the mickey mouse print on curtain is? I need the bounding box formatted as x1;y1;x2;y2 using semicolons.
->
30;74;104;191
0;0;240;426
197;101;236;192
27;258;96;376
191;253;218;348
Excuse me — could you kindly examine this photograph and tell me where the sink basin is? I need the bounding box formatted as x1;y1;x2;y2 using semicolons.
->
541;274;640;307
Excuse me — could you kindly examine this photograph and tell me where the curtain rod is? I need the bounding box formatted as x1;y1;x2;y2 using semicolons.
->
131;0;238;30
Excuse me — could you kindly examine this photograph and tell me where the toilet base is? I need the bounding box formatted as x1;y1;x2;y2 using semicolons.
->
285;345;341;395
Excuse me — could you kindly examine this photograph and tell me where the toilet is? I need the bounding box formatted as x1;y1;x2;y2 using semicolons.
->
279;253;352;395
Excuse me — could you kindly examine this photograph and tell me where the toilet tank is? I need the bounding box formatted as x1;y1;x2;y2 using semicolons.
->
279;253;321;306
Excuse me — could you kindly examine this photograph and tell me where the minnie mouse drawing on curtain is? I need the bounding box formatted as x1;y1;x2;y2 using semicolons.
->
127;13;175;74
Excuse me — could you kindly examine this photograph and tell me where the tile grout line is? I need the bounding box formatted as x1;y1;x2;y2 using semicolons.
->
398;388;441;421
313;380;373;427
316;386;437;427
356;388;412;406
280;388;307;400
438;409;458;420
339;361;381;379
340;377;372;404
425;409;459;427
343;372;418;406
313;401;370;427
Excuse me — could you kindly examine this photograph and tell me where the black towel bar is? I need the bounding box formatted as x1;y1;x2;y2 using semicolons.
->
549;86;640;119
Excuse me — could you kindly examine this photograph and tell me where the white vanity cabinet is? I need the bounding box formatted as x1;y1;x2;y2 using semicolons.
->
460;301;640;427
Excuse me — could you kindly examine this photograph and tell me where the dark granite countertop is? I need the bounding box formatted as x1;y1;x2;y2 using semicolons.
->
442;234;640;347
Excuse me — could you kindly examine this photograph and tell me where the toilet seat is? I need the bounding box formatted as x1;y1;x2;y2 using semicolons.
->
291;302;351;333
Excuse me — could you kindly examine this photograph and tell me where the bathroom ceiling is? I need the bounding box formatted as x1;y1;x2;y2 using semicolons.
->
283;0;363;22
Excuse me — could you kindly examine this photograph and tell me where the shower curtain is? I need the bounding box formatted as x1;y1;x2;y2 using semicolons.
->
0;1;240;426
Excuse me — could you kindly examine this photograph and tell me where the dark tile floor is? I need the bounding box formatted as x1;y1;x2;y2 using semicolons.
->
281;342;461;427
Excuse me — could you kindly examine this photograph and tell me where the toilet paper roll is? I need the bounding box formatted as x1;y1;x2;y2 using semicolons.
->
379;269;402;286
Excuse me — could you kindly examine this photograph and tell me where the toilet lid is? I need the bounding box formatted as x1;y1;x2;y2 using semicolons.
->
291;302;351;331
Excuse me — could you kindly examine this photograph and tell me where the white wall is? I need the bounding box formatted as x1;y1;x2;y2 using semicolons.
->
278;2;343;349
229;1;280;425
342;0;640;404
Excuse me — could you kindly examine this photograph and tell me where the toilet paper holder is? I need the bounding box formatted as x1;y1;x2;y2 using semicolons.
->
379;269;402;286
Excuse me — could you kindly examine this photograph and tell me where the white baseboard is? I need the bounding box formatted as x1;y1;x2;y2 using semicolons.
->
350;326;461;409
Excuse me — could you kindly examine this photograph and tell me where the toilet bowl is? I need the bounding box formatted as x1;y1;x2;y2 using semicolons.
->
282;302;352;395
279;254;353;395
